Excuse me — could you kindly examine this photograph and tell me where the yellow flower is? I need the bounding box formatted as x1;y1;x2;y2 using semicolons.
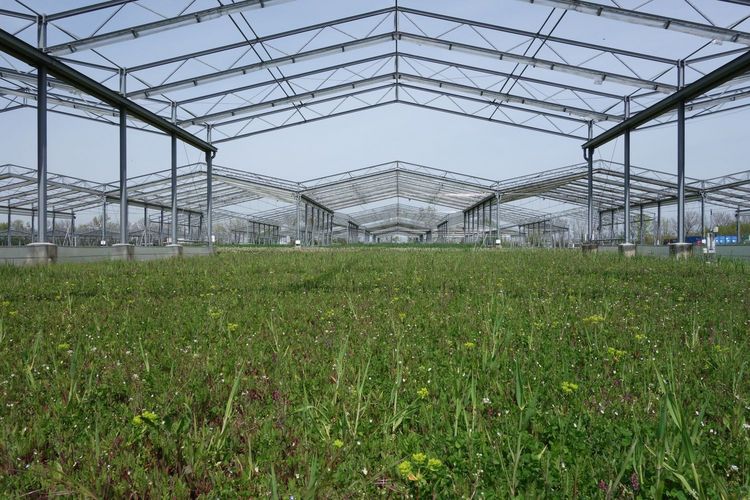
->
227;323;239;333
132;410;159;426
417;387;429;399
408;472;424;483
57;343;70;350
607;347;627;360
398;460;413;478
582;314;605;326
332;439;344;449
635;333;646;341
561;381;579;394
427;458;442;471
398;312;406;321
464;341;476;349
412;452;427;465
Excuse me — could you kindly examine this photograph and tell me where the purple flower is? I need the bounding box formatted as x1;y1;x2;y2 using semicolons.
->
597;479;608;491
630;472;640;491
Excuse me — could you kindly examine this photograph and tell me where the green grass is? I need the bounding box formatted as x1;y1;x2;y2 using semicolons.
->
0;248;748;497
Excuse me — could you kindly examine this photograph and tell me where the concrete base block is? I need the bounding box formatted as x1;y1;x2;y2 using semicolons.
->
166;244;183;257
581;243;599;254
26;242;57;264
669;242;693;260
111;243;135;261
618;243;636;258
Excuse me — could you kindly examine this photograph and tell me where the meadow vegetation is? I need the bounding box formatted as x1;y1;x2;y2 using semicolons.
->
0;248;748;497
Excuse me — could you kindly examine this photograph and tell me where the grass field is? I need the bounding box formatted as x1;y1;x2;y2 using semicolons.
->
1;248;748;497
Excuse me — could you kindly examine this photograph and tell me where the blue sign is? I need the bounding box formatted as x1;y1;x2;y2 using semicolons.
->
716;235;738;245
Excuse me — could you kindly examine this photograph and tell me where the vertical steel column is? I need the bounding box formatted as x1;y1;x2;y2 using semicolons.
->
586;121;594;243
295;195;301;243
639;205;644;244
656;202;661;245
6;205;10;246
623;97;631;244
737;206;742;240
143;205;148;245
37;66;48;243
171;134;178;245
159;208;164;245
101;197;107;243
677;61;686;244
586;147;594;242
119;108;128;244
71;212;75;246
206;126;213;248
51;209;56;243
31;208;35;242
700;194;705;237
495;192;501;244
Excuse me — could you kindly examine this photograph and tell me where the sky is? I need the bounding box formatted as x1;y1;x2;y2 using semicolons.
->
1;0;749;201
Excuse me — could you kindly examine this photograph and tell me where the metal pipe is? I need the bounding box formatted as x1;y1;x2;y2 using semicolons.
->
37;65;48;243
623;97;631;244
586;147;594;242
584;49;750;150
171;134;178;245
101;197;106;244
677;100;686;243
656;202;661;245
6;204;10;246
119;107;128;244
206;140;213;248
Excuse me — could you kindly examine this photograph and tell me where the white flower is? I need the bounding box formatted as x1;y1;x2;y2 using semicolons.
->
730;465;739;472
482;397;491;405
361;467;368;476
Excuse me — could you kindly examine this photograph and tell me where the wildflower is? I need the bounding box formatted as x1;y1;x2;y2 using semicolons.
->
398;312;406;321
561;381;579;394
398;460;413;478
132;410;158;426
57;343;70;350
226;323;239;333
208;308;222;319
582;314;605;326
464;341;476;349
482;397;491;405
607;347;627;361
332;439;344;449
412;452;427;465
427;458;442;472
361;467;368;476
408;472;424;483
635;333;646;341
597;479;608;491
417;387;429;399
8;310;18;317
630;472;640;491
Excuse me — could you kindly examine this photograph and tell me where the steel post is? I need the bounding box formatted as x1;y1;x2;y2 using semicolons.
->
639;205;644;244
6;205;10;246
677;100;686;243
102;197;107;243
623;99;631;243
37;65;48;243
119;108;128;244
587;146;594;242
656;202;661;245
700;194;705;237
206;132;213;248
737;207;741;242
171;134;178;245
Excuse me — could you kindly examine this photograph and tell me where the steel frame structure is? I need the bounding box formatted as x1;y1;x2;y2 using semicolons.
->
1;1;750;247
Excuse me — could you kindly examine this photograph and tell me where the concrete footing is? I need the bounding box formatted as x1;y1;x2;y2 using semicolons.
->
669;242;693;260
111;243;135;261
26;242;57;265
581;243;599;254
618;243;636;258
166;244;183;257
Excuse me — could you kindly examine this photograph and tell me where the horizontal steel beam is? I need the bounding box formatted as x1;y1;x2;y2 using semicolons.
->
0;28;215;152
47;1;137;21
584;49;750;149
399;6;678;65
127;33;394;99
46;0;291;55
518;0;750;45
399;33;676;93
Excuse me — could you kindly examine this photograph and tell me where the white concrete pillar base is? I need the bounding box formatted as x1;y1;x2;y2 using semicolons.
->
618;243;636;258
26;242;57;264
